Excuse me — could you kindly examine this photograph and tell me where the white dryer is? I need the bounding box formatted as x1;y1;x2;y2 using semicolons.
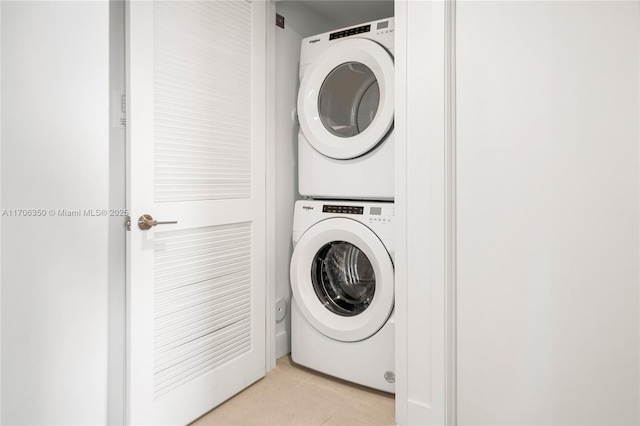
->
297;18;395;201
290;200;395;393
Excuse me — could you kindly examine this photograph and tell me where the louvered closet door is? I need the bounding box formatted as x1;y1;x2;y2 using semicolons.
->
126;1;266;424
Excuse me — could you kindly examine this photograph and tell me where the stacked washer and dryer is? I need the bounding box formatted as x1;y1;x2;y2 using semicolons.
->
290;18;396;393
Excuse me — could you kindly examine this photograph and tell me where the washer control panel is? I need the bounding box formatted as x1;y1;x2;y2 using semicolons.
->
319;202;394;224
293;200;395;247
323;204;364;215
367;205;394;224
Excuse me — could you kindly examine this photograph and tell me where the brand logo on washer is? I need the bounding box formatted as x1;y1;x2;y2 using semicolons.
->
384;371;395;383
302;205;314;211
308;38;321;44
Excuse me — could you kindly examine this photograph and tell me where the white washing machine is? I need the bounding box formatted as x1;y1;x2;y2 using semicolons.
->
290;200;395;393
297;18;395;201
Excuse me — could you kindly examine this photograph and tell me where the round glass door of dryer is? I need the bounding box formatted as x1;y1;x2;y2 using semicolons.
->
318;63;380;138
297;38;394;160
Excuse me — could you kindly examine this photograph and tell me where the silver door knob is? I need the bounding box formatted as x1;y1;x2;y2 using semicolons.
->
138;214;178;230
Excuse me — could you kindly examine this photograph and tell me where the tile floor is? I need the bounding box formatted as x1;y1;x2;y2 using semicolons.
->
192;355;395;426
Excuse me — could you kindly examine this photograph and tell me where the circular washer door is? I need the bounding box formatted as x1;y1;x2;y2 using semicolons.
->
297;38;394;160
290;218;394;342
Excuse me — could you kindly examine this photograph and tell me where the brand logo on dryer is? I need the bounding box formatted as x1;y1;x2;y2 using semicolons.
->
302;205;315;211
308;38;321;44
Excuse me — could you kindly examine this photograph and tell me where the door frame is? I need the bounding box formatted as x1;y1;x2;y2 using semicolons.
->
394;0;455;424
265;0;278;371
108;0;127;424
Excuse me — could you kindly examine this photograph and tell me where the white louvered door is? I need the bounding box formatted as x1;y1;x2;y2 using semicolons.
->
126;1;266;424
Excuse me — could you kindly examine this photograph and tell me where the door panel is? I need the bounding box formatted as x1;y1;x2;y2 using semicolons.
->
153;223;253;400
126;1;266;424
153;0;253;203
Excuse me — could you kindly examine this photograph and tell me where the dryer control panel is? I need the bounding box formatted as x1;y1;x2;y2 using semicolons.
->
299;17;395;71
329;24;371;40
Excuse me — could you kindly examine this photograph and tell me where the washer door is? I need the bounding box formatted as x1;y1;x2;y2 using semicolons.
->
290;218;394;342
297;38;394;160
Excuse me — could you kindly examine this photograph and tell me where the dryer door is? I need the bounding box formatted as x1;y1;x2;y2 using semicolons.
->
297;38;394;160
290;218;394;342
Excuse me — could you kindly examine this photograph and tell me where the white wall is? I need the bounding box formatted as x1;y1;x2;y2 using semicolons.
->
1;2;111;424
276;2;339;38
273;14;303;359
456;1;639;424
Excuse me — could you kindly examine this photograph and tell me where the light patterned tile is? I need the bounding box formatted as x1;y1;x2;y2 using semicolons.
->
191;354;395;426
236;379;346;426
193;409;244;426
320;400;396;426
303;366;394;406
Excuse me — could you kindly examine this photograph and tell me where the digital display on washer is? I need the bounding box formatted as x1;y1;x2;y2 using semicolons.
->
323;204;364;215
329;24;371;40
377;21;389;30
370;207;382;215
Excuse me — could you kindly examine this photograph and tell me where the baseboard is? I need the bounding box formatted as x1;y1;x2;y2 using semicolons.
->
275;330;290;359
